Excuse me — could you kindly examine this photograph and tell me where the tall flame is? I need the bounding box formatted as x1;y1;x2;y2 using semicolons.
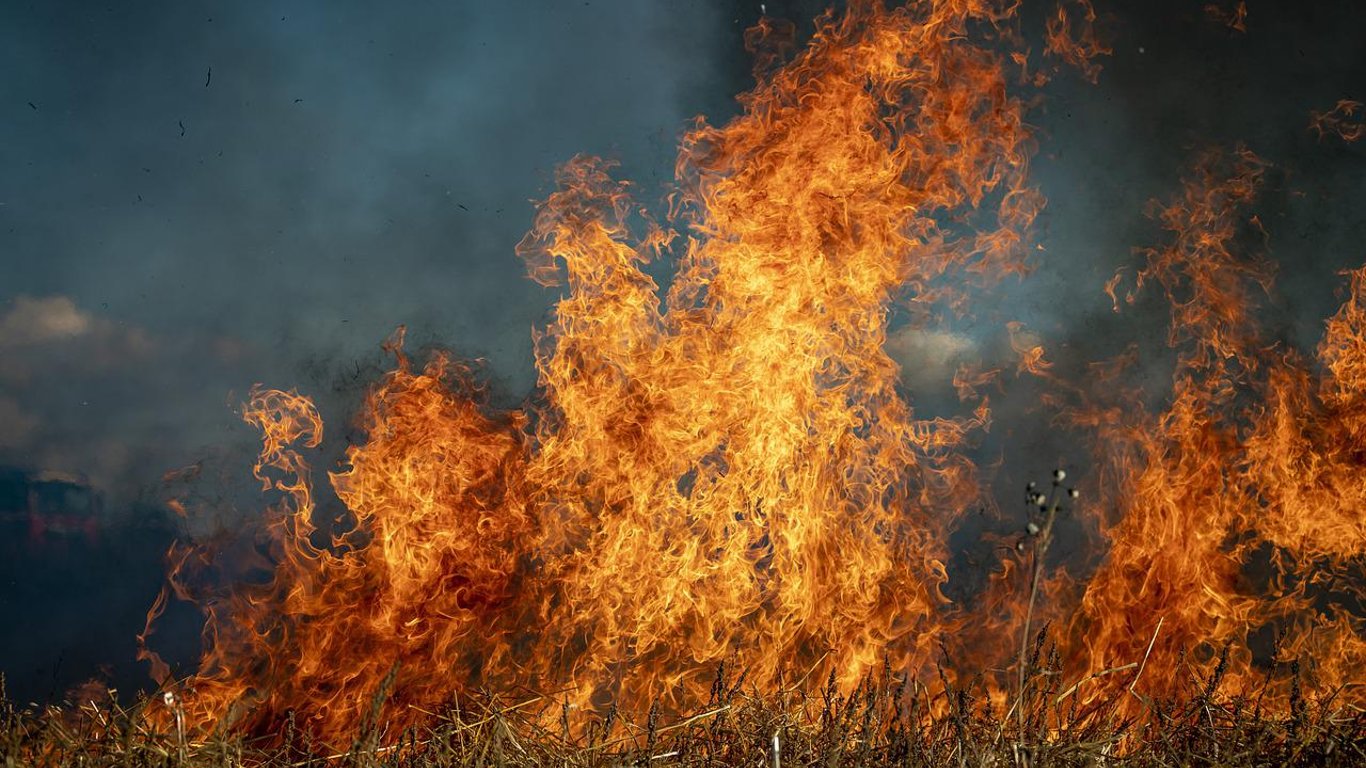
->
140;0;1365;744
145;0;1043;741
1063;148;1365;708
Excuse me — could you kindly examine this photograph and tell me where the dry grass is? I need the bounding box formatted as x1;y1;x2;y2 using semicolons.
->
3;651;1361;768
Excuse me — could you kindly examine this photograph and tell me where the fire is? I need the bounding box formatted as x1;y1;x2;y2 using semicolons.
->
1061;148;1366;709
1310;99;1365;144
144;0;1041;741
138;0;1364;746
1205;2;1249;33
1043;0;1108;84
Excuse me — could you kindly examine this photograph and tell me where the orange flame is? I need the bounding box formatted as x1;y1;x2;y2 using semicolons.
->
141;2;1366;745
146;0;1044;742
1310;99;1365;144
1006;321;1053;376
1043;0;1109;84
1060;148;1365;710
1204;2;1248;33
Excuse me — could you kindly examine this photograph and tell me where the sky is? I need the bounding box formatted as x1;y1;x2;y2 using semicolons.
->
0;0;755;497
1;0;1363;701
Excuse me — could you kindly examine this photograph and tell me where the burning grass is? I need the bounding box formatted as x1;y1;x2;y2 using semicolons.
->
4;652;1362;768
14;0;1362;761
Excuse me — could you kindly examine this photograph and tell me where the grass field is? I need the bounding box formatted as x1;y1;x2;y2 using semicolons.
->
4;651;1361;767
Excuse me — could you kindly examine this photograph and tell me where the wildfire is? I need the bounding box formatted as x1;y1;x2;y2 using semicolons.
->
1059;148;1365;709
138;0;1363;746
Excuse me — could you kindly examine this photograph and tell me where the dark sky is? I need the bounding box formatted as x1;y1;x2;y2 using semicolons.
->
1;0;1363;700
0;1;764;498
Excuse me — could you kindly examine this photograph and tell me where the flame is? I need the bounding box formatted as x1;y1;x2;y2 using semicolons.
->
1043;0;1109;84
1205;2;1248;33
140;1;1366;745
1006;321;1053;376
1060;149;1366;709
147;0;1043;742
1310;99;1365;144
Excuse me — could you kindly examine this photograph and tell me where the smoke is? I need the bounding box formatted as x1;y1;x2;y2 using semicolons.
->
0;0;743;500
